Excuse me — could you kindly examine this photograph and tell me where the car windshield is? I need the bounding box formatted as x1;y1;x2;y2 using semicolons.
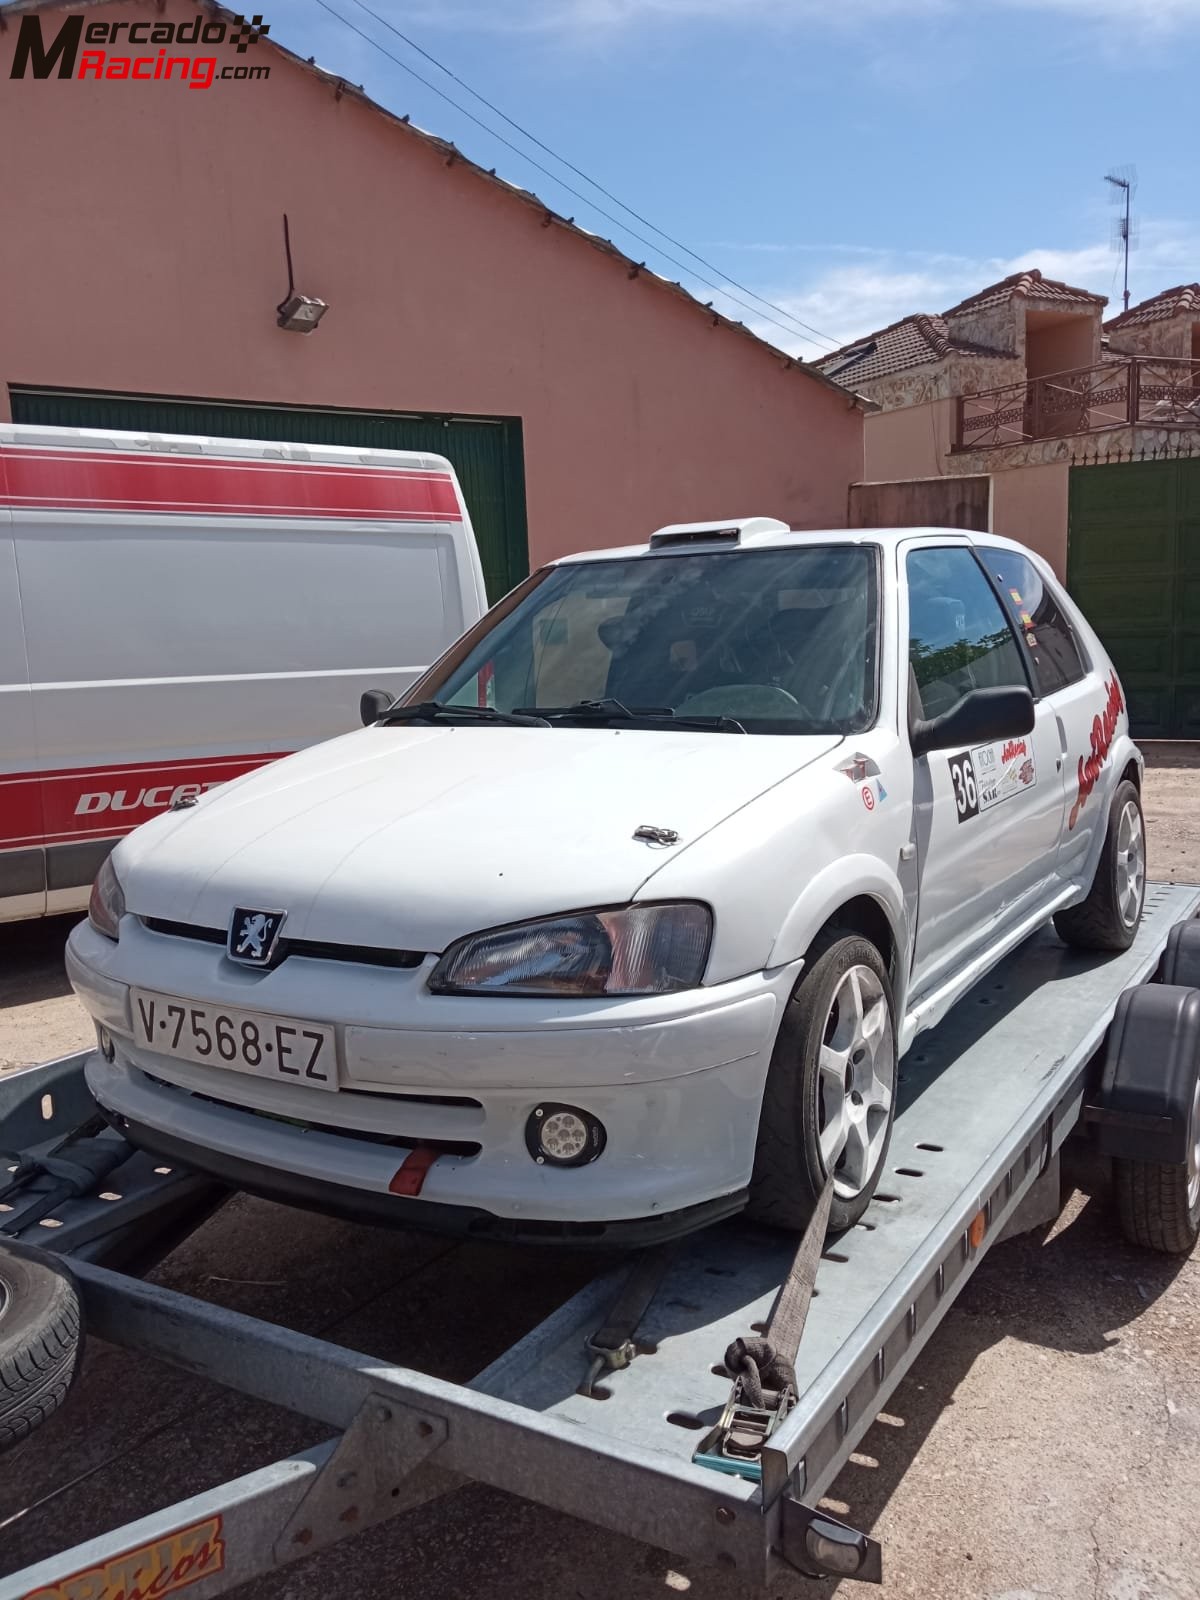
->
414;545;880;735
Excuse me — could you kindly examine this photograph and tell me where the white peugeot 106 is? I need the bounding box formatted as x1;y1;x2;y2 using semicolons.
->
69;520;1146;1244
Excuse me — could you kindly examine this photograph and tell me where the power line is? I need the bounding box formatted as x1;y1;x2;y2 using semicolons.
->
342;0;841;352
310;0;840;353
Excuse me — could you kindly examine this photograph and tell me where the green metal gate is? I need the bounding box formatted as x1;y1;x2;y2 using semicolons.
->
1067;457;1200;738
9;387;529;602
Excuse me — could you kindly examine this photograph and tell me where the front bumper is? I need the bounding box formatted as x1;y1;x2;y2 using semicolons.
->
70;918;794;1238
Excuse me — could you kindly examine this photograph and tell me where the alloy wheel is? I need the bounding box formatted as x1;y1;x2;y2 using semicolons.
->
1116;799;1146;928
817;964;895;1200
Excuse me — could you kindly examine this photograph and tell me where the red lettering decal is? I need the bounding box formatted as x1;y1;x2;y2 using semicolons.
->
1068;672;1124;830
77;48;105;77
1;754;289;852
35;1516;225;1600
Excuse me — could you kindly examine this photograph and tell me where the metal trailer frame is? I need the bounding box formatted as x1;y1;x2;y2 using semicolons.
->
3;881;1199;1598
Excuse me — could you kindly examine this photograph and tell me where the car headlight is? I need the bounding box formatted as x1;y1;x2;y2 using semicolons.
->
429;903;712;997
88;854;126;942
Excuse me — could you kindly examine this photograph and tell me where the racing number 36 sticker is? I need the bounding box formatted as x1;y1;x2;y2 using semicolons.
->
946;737;1036;824
948;750;980;822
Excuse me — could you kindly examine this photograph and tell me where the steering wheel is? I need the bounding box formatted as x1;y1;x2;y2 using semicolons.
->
678;683;804;719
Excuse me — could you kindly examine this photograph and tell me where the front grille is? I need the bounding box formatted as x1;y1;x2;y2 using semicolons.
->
143;917;427;970
145;1074;481;1157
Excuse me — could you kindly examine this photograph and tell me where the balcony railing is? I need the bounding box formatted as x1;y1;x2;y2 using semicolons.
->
954;356;1200;452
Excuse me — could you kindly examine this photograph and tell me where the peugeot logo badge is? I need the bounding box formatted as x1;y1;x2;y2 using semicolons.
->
227;907;287;968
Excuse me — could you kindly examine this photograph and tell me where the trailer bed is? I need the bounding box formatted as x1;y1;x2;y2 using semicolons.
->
2;881;1198;1595
475;881;1198;1504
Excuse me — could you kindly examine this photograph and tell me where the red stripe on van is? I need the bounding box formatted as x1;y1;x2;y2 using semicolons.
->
0;448;461;522
0;752;286;851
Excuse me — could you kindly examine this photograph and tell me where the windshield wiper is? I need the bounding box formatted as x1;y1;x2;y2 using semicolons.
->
378;700;550;728
516;698;667;721
515;699;746;733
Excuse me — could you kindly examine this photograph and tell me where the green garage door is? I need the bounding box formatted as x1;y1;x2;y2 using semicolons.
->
1067;458;1200;738
10;387;529;602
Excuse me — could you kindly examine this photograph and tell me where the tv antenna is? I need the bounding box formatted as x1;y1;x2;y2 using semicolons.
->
1105;166;1138;314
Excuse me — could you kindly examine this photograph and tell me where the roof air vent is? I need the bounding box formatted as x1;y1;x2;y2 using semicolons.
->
648;516;790;548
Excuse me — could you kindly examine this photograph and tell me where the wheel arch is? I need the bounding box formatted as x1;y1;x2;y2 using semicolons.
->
768;857;907;1007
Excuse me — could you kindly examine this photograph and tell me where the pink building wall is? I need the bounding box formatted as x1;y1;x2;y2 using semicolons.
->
990;461;1070;576
0;1;862;566
863;396;955;481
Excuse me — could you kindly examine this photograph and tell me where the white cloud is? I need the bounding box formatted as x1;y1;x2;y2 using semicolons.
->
713;219;1199;357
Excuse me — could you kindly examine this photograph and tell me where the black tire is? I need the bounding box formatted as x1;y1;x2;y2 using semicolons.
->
0;1241;84;1451
1114;1070;1200;1255
748;930;897;1235
1053;778;1145;952
1114;1159;1200;1255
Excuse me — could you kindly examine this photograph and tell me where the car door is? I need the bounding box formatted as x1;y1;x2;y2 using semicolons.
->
971;544;1110;887
904;540;1067;1001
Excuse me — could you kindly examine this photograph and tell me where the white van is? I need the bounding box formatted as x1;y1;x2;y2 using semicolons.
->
0;424;487;922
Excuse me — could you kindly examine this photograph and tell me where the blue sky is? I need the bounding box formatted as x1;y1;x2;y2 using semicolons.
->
281;0;1198;358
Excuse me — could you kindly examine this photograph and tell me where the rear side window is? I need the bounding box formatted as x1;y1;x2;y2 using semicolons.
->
906;546;1028;721
973;547;1086;697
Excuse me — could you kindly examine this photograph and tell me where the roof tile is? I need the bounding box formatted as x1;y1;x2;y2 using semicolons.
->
943;268;1106;316
816;313;1009;386
1105;284;1200;329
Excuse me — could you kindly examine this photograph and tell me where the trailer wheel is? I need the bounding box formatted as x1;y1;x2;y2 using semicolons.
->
0;1242;84;1452
1054;779;1145;952
749;930;896;1235
1114;1075;1200;1255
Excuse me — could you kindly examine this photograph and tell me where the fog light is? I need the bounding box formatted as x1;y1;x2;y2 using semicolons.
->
97;1025;116;1063
525;1104;606;1167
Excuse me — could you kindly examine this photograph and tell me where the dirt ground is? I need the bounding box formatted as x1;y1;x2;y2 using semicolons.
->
3;749;1200;1600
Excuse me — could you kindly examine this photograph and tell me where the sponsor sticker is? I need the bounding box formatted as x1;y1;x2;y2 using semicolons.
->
947;735;1037;825
23;1514;225;1600
861;784;875;811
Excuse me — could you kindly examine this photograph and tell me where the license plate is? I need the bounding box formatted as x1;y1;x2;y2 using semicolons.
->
130;989;337;1090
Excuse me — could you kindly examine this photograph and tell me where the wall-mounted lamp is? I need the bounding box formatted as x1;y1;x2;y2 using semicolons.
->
276;213;328;333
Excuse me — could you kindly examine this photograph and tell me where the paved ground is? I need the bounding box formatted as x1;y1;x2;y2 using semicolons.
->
3;750;1200;1600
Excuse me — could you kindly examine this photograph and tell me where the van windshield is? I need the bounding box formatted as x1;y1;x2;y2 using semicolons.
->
416;545;880;735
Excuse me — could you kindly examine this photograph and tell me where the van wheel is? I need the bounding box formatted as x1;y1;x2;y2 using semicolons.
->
748;930;896;1234
0;1242;84;1452
1053;779;1146;953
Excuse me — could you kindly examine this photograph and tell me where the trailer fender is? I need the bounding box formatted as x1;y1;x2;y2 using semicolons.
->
1087;983;1200;1165
1160;918;1200;989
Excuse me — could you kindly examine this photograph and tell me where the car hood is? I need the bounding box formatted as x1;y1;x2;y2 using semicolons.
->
120;725;843;951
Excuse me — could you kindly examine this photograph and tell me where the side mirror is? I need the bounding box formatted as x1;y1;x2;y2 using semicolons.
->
360;688;393;726
911;685;1035;758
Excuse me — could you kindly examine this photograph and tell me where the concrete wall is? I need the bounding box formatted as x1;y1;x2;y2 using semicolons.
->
990;460;1071;576
849;475;990;532
862;397;954;481
1025;311;1098;378
0;0;862;565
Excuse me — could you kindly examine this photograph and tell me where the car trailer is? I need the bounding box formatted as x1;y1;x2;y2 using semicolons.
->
3;882;1200;1598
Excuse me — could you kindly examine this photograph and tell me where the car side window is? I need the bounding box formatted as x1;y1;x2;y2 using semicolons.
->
974;548;1087;697
906;546;1028;722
